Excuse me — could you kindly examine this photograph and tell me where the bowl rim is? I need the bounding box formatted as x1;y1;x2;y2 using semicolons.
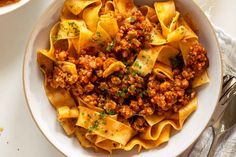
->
22;0;223;156
0;0;30;16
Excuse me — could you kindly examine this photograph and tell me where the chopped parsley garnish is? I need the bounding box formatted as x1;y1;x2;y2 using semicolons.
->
99;111;106;119
116;87;128;97
117;73;123;78
171;55;184;69
116;90;126;97
96;31;101;38
88;114;92;119
139;90;147;98
171;57;180;68
88;120;99;132
133;61;142;69
186;88;192;95
106;110;116;115
128;17;136;23
102;121;107;125
106;40;116;52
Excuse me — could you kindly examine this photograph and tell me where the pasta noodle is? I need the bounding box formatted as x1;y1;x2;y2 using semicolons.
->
37;0;210;154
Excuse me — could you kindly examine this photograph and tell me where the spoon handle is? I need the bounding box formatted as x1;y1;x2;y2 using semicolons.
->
207;127;223;157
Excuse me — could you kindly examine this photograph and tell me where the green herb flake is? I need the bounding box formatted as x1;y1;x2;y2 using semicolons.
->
106;40;116;52
134;61;142;69
128;17;136;23
106;110;116;115
171;57;180;68
88;114;92;119
96;31;101;38
99;111;106;119
116;90;126;97
102;121;107;125
123;87;128;93
139;90;147;98
88;120;99;132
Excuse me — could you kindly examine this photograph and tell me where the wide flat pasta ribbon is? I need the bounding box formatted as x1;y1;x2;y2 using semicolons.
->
37;23;60;63
113;0;136;17
57;106;79;122
139;5;158;23
103;61;126;78
150;28;167;46
153;62;174;80
131;47;161;76
71;23;94;54
192;71;210;88
141;97;197;140
104;1;115;13
156;45;179;66
75;127;103;151
132;46;179;76
76;106;137;146
57;20;83;40
82;2;102;32
65;0;99;15
178;17;198;40
85;133;123;153
98;13;119;39
45;85;76;109
124;125;171;152
154;0;178;38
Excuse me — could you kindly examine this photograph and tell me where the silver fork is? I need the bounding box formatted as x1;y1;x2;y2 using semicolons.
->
207;76;236;157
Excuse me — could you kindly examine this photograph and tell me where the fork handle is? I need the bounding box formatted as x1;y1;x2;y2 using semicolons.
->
207;127;223;157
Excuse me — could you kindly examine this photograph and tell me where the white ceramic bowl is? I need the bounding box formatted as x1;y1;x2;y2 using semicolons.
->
0;0;30;15
23;0;222;156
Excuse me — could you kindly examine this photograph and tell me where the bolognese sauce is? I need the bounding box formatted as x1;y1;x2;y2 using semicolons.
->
44;10;208;133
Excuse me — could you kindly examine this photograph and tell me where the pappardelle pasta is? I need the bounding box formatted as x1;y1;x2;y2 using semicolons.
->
37;0;209;153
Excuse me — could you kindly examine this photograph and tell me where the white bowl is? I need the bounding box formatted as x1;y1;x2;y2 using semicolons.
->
0;0;30;15
23;0;222;156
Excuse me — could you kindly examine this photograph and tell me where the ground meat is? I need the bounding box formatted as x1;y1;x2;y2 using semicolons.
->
103;58;117;70
78;55;104;70
119;105;134;119
83;94;98;106
111;76;121;85
48;66;78;89
55;50;69;61
77;69;93;84
131;117;148;133
71;82;84;97
147;72;195;112
130;100;140;113
139;104;155;116
104;100;117;112
113;10;152;60
84;83;95;93
187;43;208;74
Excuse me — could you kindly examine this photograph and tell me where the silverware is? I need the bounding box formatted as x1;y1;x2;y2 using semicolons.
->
208;76;236;157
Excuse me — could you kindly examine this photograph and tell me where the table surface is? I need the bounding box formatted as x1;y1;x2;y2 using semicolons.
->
0;0;235;157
